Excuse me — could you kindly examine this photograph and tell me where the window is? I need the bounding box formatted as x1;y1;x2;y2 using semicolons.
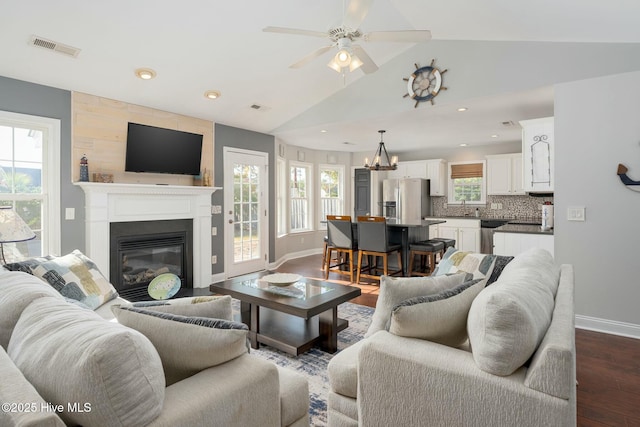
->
290;162;312;232
319;165;344;228
276;158;287;237
448;161;486;205
0;111;60;261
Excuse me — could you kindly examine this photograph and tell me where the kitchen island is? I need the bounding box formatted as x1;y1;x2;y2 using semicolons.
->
384;219;446;273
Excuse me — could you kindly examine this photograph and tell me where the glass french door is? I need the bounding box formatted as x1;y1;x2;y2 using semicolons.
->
223;148;268;277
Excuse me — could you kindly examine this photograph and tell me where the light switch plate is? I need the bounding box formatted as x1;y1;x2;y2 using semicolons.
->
567;206;586;221
65;208;75;220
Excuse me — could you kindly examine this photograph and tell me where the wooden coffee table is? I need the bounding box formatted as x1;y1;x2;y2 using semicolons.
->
210;272;361;356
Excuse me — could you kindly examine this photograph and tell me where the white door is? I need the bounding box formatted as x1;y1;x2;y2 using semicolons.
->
223;148;268;278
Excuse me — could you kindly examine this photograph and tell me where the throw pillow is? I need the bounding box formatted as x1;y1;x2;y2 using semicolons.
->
4;249;118;310
432;247;498;280
467;248;558;376
111;305;249;386
131;295;233;321
7;297;165;427
388;278;485;347
365;273;468;338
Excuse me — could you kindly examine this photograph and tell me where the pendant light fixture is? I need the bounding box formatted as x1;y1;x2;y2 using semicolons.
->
364;130;398;171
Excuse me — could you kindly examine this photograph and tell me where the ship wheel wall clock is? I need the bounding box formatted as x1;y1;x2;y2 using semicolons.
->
403;59;448;108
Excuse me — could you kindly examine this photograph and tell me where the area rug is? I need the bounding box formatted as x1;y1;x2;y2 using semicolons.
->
240;302;373;427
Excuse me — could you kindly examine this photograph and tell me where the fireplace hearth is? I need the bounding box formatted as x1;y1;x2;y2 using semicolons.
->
110;219;193;300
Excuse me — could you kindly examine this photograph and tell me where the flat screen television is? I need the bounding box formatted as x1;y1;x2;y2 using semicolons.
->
125;122;203;175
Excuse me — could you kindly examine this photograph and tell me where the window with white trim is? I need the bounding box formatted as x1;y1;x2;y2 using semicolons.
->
290;162;312;232
0;111;60;261
448;161;486;205
276;158;287;237
318;165;344;228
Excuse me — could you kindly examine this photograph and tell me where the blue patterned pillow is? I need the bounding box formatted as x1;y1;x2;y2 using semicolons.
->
5;250;118;310
432;247;497;280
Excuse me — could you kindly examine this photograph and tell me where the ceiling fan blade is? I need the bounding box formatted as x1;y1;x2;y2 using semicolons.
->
290;45;334;69
263;26;328;38
343;0;373;30
352;45;378;74
364;30;432;43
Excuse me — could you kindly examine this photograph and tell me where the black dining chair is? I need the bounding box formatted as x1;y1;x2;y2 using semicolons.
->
355;216;402;284
325;215;358;282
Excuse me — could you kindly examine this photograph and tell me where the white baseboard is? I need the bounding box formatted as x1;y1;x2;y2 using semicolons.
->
575;314;640;339
269;248;323;270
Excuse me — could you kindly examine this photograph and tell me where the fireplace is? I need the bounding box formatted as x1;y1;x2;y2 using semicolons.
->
110;219;193;300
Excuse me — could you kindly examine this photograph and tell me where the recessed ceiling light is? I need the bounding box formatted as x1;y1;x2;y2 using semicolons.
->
320;130;327;133
459;143;468;147
135;68;156;80
457;107;468;112
204;90;221;99
491;134;499;138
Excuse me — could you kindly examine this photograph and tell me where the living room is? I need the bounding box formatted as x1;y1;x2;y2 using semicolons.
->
1;1;640;426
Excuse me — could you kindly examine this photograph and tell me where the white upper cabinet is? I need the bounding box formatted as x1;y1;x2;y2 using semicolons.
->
520;117;554;193
426;159;447;196
387;160;427;179
486;153;525;195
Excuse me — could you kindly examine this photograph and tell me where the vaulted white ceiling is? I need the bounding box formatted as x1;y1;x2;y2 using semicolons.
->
2;0;640;153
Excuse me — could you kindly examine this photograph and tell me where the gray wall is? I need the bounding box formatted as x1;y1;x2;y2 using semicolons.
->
0;76;84;254
213;124;275;274
555;70;640;330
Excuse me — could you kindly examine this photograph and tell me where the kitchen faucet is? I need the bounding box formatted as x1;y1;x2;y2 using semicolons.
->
461;199;467;216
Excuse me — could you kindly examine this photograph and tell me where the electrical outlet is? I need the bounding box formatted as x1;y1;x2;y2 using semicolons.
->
497;203;503;209
211;226;217;236
211;255;217;264
65;208;75;220
490;203;497;209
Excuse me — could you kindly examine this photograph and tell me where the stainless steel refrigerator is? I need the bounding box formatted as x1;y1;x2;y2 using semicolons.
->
382;178;431;223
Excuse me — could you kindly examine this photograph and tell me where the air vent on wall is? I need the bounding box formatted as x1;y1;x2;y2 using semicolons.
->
29;35;81;58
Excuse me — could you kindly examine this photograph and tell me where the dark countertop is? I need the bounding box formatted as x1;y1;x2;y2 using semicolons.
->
494;223;554;235
386;219;446;227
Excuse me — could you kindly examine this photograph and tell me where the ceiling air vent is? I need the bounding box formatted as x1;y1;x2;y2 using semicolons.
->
501;120;515;127
249;103;270;112
29;35;81;58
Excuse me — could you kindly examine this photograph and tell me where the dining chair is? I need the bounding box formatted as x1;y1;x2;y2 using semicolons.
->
355;216;402;284
325;215;358;282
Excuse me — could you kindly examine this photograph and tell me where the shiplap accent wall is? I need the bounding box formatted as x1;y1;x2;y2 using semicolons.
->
71;92;214;185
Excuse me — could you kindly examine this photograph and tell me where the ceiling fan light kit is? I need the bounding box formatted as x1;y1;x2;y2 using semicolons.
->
364;130;398;171
263;0;431;76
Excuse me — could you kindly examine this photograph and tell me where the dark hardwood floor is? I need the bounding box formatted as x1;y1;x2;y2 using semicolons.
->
273;254;640;427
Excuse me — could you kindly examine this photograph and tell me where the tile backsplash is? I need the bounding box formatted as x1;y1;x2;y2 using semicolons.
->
432;195;554;221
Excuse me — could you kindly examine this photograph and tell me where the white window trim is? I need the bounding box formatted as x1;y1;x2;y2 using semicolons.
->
447;160;487;206
276;157;287;238
0;110;61;256
317;164;344;229
289;160;313;233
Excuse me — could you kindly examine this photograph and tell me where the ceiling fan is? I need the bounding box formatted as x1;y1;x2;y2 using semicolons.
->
263;0;431;74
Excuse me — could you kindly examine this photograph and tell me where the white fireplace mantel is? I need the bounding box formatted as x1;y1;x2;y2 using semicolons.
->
75;182;220;288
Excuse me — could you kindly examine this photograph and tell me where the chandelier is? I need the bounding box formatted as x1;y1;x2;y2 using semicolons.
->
364;130;398;171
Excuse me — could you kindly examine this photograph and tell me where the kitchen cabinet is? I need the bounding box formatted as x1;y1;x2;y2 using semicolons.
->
354;168;371;218
429;218;480;253
493;232;554;256
486;153;525;195
425;159;447;196
387;160;427;179
520;117;554;193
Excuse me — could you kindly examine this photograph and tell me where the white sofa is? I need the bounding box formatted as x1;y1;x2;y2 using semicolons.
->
327;248;576;427
0;270;309;427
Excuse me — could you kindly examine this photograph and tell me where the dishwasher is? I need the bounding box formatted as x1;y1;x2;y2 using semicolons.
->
480;220;508;254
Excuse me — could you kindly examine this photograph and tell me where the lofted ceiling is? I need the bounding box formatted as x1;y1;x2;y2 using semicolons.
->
2;0;640;154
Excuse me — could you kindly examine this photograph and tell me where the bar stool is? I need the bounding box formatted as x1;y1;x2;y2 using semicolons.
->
325;215;358;282
429;237;456;262
356;216;403;284
408;239;445;276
